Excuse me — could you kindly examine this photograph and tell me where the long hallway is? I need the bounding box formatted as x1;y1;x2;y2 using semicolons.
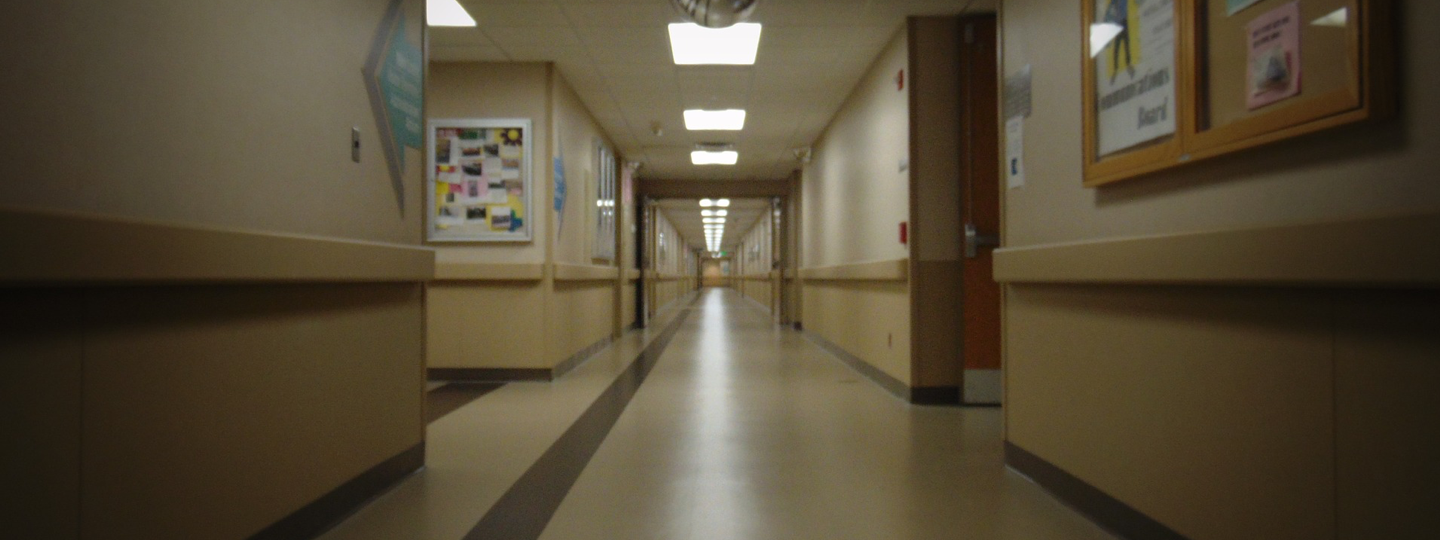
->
321;289;1112;540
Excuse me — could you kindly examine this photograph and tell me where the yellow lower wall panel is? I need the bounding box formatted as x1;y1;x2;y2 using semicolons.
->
0;291;84;539
802;281;910;385
548;281;616;366
742;279;772;311
622;282;637;328
427;282;547;369
81;284;425;540
1006;285;1335;540
1334;290;1440;538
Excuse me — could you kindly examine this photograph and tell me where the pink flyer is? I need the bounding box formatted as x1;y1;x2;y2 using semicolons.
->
1246;1;1302;110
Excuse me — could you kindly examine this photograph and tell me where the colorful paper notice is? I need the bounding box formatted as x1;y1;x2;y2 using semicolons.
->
483;180;508;204
1246;2;1302;111
489;206;513;231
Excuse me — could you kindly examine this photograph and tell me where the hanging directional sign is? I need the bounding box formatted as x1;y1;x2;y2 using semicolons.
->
364;0;424;213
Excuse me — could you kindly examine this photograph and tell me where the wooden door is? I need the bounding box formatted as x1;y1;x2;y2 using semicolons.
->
959;15;1002;405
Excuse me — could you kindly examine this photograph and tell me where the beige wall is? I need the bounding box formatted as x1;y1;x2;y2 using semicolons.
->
428;62;551;265
426;64;624;372
426;62;552;370
0;0;425;244
1001;2;1440;249
0;1;429;537
736;205;777;311
802;29;911;269
547;71;621;363
798;25;916;388
652;209;697;311
1001;0;1440;537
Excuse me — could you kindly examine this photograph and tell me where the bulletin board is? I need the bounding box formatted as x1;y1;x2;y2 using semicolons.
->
1081;0;1393;187
427;119;534;242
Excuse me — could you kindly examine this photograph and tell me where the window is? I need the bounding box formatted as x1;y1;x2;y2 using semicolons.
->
593;143;617;261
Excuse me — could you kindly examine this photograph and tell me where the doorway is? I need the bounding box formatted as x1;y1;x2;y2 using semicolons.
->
959;14;1002;405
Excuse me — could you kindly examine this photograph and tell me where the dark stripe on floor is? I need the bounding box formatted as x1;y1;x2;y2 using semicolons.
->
463;305;695;540
427;383;505;424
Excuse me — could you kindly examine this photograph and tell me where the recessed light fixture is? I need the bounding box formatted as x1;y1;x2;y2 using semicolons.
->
699;199;714;207
701;210;715;217
668;23;762;65
716;199;731;207
428;0;476;27
715;210;728;217
684;109;747;131
692;151;738;165
704;218;725;224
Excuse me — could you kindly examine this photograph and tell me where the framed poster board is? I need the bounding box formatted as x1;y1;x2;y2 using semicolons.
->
427;118;534;242
1188;0;1392;158
1081;0;1393;187
1083;0;1188;183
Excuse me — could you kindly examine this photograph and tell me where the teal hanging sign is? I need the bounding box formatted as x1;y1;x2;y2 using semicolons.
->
554;155;568;233
365;0;424;213
381;22;424;152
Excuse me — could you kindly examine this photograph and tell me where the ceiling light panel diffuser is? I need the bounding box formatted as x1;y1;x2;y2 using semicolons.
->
668;23;762;65
428;0;476;27
691;151;739;165
685;109;747;131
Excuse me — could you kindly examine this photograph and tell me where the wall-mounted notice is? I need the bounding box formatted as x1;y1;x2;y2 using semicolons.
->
1004;64;1033;120
1093;0;1177;157
1005;117;1026;189
1246;1;1302;111
427;118;533;242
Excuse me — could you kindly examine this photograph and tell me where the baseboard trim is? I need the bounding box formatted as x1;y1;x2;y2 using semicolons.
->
249;442;424;540
551;336;615;380
428;335;615;383
963;368;1003;405
429;368;551;382
1005;442;1188;540
909;386;961;405
802;330;911;402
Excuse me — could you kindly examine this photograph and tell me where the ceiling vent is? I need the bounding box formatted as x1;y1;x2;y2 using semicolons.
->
695;142;737;152
670;0;759;28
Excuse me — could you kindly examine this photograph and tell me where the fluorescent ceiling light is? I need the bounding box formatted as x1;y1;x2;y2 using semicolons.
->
692;151;739;165
428;0;476;27
716;199;731;207
668;23;762;65
704;218;725;224
715;210;728;217
699;199;714;207
702;210;715;217
685;109;747;131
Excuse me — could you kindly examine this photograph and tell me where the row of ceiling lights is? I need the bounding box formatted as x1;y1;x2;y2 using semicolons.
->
671;23;760;167
701;199;730;253
425;1;761;169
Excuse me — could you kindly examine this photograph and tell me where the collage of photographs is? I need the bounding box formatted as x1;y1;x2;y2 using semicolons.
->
432;125;528;236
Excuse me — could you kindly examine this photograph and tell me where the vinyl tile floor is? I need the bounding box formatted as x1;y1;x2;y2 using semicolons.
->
319;288;1116;540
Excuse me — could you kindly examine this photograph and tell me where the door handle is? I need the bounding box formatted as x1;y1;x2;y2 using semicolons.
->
965;223;999;259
